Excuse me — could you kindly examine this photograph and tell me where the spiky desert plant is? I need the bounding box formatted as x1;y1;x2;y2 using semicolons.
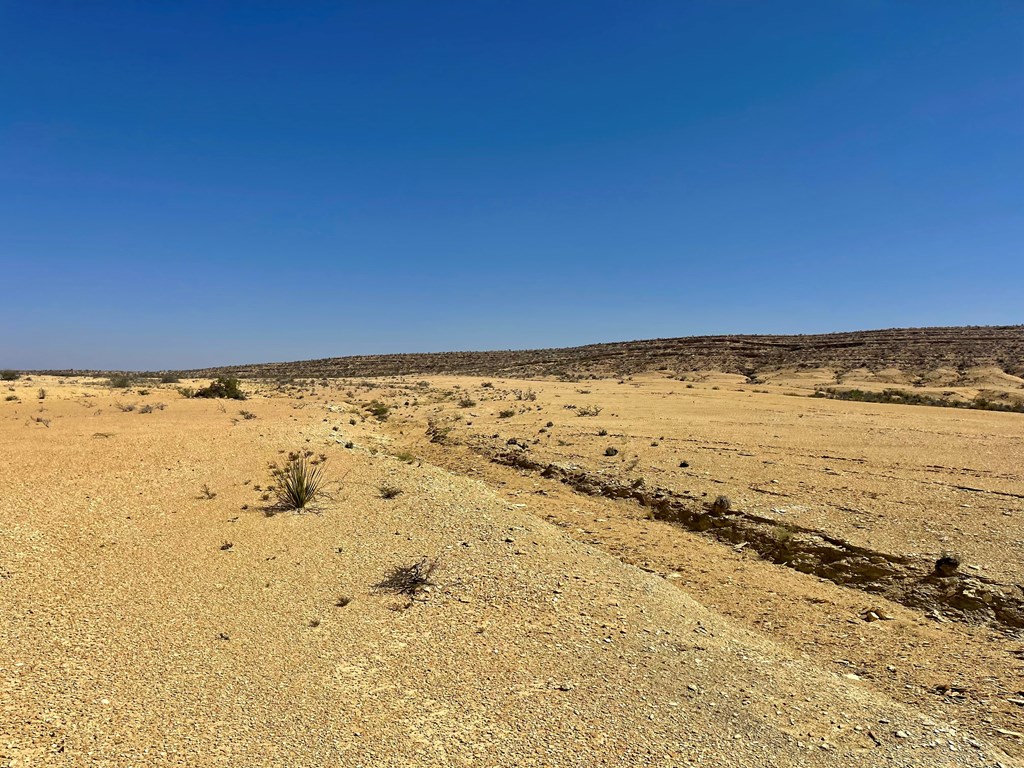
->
270;453;327;511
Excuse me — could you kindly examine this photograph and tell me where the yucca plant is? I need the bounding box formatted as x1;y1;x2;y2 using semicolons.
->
270;452;327;511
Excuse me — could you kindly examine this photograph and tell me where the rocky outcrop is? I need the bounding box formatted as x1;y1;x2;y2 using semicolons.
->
172;325;1024;380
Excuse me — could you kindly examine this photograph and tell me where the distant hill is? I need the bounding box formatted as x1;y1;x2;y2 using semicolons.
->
176;325;1024;380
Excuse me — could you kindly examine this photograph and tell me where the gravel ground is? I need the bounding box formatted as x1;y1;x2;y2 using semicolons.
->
0;378;1018;766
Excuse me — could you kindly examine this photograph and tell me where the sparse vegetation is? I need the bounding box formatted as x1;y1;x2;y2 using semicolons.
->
379;483;403;499
195;377;246;400
498;409;516;419
269;452;327;511
711;495;731;513
366;400;390;421
772;524;796;544
576;404;602;417
0;370;20;381
426;418;452;443
375;556;440;605
108;374;134;388
814;386;1024;413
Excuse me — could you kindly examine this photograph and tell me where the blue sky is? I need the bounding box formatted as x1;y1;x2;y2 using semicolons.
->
2;1;1021;369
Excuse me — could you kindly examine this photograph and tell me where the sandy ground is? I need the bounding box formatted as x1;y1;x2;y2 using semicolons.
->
385;372;1024;584
1;374;1022;767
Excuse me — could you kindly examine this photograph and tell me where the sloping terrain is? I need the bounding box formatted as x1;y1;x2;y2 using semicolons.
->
337;372;1024;753
2;377;1020;766
173;325;1024;381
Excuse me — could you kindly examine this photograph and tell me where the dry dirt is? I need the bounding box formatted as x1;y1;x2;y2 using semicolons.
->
2;371;1023;767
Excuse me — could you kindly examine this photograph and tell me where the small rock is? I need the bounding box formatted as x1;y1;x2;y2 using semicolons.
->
935;554;960;578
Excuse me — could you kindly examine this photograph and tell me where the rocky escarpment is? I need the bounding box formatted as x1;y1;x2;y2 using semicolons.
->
170;325;1024;380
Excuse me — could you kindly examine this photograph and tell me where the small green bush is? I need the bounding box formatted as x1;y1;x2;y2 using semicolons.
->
814;387;1024;414
0;370;19;381
365;400;390;421
108;374;134;388
195;377;246;400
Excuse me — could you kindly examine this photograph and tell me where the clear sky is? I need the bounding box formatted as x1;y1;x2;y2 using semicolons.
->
2;2;1021;370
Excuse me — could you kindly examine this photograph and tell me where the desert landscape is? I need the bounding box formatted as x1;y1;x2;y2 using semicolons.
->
2;327;1023;767
4;4;1021;765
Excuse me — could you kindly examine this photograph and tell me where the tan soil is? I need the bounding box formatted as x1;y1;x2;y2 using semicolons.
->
1;374;1022;767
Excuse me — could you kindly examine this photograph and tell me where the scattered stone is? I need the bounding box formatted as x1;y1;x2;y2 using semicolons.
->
861;608;893;622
